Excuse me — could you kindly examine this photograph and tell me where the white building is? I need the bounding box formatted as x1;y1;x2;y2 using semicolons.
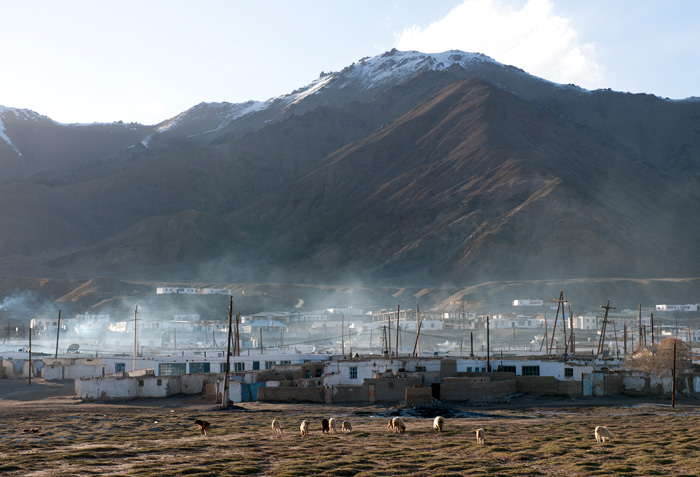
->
513;299;544;307
655;304;699;312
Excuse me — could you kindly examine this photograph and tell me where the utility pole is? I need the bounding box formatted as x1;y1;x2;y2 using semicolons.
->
412;321;422;357
416;303;420;357
638;304;643;349
55;309;62;359
341;313;345;356
672;340;677;408
486;315;491;372
568;305;575;354
388;313;392;359
235;313;240;356
597;300;615;357
470;332;474;357
623;322;627;357
396;305;400;357
28;323;32;386
651;313;655;350
222;296;233;407
259;328;263;354
549;291;567;355
133;305;138;372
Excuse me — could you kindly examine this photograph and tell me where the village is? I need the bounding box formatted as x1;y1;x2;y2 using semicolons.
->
1;287;699;406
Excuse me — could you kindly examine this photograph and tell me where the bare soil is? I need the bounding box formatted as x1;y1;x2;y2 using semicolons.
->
1;379;700;476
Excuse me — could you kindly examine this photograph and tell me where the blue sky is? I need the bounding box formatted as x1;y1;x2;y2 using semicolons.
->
2;0;698;125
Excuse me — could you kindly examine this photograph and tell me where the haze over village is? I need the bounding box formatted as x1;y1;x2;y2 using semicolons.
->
1;1;700;475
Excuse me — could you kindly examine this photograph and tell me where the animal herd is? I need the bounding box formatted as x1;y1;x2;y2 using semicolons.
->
194;417;612;445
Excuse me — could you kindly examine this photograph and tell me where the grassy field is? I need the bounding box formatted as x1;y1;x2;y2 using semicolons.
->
2;399;700;476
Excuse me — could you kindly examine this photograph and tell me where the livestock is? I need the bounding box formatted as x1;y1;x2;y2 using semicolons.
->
195;419;211;437
476;428;485;445
341;420;352;433
388;417;405;433
322;418;330;433
595;426;612;442
328;417;337;433
300;420;309;437
271;419;282;435
433;416;444;433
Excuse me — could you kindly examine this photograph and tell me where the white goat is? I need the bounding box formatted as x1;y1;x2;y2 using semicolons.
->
388;417;406;433
595;425;612;442
329;417;337;434
271;419;282;435
300;420;309;437
476;428;485;445
341;420;352;433
433;416;444;433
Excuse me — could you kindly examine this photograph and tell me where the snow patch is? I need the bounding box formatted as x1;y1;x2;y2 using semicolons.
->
0;106;23;156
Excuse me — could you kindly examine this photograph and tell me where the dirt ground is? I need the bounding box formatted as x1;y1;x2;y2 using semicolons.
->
2;379;700;476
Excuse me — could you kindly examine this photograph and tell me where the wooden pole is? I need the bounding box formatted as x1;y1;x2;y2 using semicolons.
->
235;313;240;356
388;313;392;360
651;313;655;350
460;339;463;358
411;321;422;357
54;309;62;359
549;291;566;355
486;315;491;372
416;304;420;357
638;304;643;348
623;322;627;357
28;323;32;386
597;300;615;357
568;305;575;354
222;296;233;407
396;305;400;357
259;328;263;354
133;305;138;372
672;340;677;408
341;313;345;356
470;332;474;357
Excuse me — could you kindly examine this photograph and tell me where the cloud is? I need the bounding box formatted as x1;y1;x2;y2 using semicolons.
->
395;0;603;89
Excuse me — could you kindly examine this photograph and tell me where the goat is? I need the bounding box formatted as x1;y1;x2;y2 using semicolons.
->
300;420;309;437
321;418;330;433
271;419;282;435
595;425;612;442
328;417;337;433
433;416;444;433
388;417;405;433
476;428;485;445
341;420;352;433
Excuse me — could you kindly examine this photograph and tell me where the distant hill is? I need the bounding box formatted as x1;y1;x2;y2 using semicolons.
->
0;50;698;295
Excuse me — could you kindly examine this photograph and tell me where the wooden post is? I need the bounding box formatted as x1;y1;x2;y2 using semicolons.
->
460;339;463;358
341;313;345;356
411;321;422;357
568;305;575;354
259;328;263;354
235;313;241;356
651;313;655;350
470;332;474;357
623;322;627;356
388;313;392;360
222;296;233;407
54;309;62;359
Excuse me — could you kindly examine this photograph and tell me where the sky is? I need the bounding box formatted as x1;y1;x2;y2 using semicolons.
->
2;0;698;125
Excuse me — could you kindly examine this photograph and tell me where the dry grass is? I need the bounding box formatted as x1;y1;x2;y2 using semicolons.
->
2;402;700;476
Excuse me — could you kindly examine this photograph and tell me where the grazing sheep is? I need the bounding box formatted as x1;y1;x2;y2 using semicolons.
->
271;419;282;435
595;426;612;442
433;416;444;433
388;417;405;433
328;417;337;433
300;420;309;438
341;420;352;433
195;419;210;437
321;418;330;433
476;428;485;445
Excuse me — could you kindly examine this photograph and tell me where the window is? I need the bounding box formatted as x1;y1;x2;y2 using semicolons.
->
189;362;211;374
564;368;574;378
522;366;540;376
220;363;227;373
466;367;472;372
159;363;187;376
349;366;358;379
253;361;260;370
234;362;245;372
115;363;125;373
501;366;516;373
138;380;144;387
265;361;276;370
157;379;162;386
280;360;291;365
415;366;426;372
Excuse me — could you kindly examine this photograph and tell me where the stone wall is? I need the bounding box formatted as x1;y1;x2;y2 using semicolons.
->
442;377;516;402
405;386;433;405
332;385;365;403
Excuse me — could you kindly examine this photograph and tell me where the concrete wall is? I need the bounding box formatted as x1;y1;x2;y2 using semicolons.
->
362;377;422;402
41;358;107;380
442;377;517;402
515;376;581;396
257;385;324;403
